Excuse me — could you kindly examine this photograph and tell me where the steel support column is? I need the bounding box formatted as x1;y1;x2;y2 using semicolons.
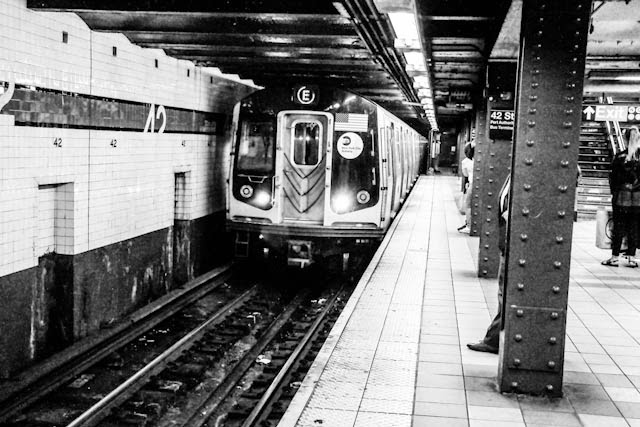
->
498;0;591;395
477;62;516;277
469;103;486;237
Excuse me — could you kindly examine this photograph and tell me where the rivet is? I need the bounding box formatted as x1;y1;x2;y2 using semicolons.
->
520;233;528;241
554;261;562;269
558;210;566;218
550;312;559;319
558;185;568;193
552;286;560;293
566;82;576;89
485;232;490;236
516;309;524;317
562;141;571;148
538;16;544;22
528;120;536;127
519;259;526;266
566;96;575;102
563;121;573;128
488;192;493;196
483;257;489;262
534;56;541;61
522;208;530;216
537;30;543;36
525;158;533;166
560;160;569;168
489;178;494;183
572;57;578;63
556;236;564;243
514;358;521;366
548;361;556;369
574;44;580;50
546;384;554;392
517;283;525;291
565;108;574;115
514;334;523;342
549;336;557;345
484;244;490;249
482;270;488;275
576;17;582;23
487;205;492;210
530;82;539;89
526;140;535;147
531;69;540;75
568;70;577;77
528;108;537;114
524;184;531;191
529;95;538;101
489;166;495;170
486;218;492;223
511;381;519;389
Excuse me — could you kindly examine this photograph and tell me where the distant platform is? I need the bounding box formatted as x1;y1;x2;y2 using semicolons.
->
279;175;640;427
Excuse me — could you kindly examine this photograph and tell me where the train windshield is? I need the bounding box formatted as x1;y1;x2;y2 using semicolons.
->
292;121;321;166
237;120;275;173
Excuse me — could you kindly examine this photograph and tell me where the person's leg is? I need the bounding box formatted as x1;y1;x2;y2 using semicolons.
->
482;254;504;348
468;254;503;353
613;204;625;256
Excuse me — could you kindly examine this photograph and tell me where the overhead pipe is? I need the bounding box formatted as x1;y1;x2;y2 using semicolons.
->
342;0;424;118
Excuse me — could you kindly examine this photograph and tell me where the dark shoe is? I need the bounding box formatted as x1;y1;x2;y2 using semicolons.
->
601;257;619;267
466;341;498;354
626;256;638;268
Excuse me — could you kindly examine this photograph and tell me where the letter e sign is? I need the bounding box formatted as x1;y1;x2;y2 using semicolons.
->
292;85;319;106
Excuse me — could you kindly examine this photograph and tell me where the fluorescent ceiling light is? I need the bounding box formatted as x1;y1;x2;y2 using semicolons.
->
388;12;420;43
588;70;640;81
332;2;350;18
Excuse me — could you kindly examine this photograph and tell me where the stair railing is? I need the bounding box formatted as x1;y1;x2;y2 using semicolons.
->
606;96;626;152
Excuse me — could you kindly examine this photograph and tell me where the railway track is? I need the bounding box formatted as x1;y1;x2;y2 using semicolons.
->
2;258;367;427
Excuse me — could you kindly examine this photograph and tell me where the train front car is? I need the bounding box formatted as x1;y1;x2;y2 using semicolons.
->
227;85;387;268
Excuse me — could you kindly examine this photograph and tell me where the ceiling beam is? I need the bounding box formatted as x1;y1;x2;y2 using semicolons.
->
75;11;353;35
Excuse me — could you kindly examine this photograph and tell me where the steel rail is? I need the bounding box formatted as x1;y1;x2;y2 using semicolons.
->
241;287;344;427
0;265;232;422
185;291;312;427
66;286;258;427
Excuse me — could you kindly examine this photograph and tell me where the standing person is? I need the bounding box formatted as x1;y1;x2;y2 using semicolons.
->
467;174;510;353
458;142;475;233
602;126;640;267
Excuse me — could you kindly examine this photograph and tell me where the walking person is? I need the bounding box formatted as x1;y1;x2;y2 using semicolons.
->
458;142;475;233
602;126;640;268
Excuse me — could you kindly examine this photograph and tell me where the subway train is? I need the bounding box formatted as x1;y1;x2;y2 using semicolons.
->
226;85;425;268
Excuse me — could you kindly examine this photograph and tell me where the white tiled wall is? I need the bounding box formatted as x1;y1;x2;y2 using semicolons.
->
0;0;255;277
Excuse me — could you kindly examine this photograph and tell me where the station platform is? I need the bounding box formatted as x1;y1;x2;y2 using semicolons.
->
279;175;640;427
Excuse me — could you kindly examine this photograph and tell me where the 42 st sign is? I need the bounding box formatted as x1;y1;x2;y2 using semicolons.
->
582;105;640;123
489;109;515;140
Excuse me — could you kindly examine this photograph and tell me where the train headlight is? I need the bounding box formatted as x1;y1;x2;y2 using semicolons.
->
255;191;271;206
333;193;352;213
240;185;254;198
356;190;371;204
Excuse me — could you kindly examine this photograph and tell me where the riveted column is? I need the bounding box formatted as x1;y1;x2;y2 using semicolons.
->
469;104;486;237
498;0;591;396
477;62;516;277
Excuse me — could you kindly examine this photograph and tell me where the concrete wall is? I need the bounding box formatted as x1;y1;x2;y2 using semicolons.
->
0;0;255;376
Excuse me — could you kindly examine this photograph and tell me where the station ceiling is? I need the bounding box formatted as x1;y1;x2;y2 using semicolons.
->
28;0;640;135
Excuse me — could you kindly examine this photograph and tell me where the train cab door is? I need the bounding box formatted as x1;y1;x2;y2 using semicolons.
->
276;111;333;224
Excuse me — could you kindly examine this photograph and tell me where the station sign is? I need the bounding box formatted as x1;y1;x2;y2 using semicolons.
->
489;109;515;140
582;104;640;123
292;85;319;106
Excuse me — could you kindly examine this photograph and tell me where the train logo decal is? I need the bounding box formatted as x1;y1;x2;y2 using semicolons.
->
293;85;318;106
337;132;363;159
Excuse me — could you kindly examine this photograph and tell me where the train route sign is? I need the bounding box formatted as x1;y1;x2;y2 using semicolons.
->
489;109;515;140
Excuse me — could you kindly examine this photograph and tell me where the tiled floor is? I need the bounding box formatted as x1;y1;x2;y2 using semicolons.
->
278;175;640;427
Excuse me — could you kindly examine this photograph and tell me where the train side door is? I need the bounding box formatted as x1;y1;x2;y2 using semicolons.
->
276;111;333;224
